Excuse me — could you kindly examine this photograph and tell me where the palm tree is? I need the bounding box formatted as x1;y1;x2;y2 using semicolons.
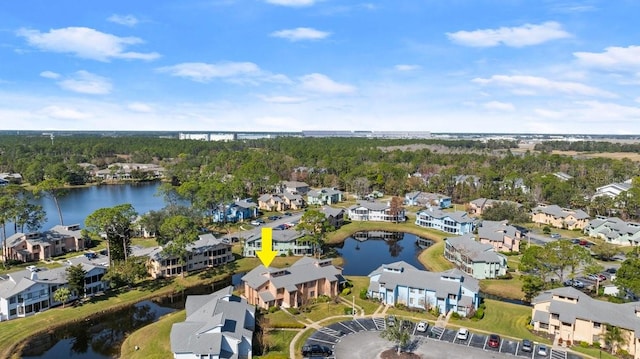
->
380;317;411;354
604;324;626;354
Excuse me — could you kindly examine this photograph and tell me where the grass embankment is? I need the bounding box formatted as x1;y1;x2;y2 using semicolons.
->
121;310;186;359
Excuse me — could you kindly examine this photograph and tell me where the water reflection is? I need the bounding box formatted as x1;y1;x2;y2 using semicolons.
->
332;231;433;276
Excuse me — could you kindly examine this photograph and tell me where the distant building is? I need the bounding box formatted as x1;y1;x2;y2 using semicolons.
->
584;216;640;246
477;220;523;252
2;224;87;263
146;233;234;278
211;199;258;223
170;286;254;359
278;181;310;195
592;180;633;200
404;191;451;208
415;208;475;235
531;204;590;230
242;229;314;258
553;172;573;181
467;198;522;216
178;133;237;141
307;188;343;206
347;201;406;222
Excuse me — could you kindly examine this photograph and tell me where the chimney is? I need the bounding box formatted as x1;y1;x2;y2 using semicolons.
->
30;271;38;281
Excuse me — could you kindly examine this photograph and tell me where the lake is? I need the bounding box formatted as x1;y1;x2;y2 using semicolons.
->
331;231;434;276
6;182;166;236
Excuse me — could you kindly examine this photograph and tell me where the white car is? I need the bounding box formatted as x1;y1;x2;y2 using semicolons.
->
537;344;548;356
456;327;469;340
416;321;428;332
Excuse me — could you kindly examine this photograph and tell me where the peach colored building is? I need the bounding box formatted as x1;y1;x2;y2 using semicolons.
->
531;204;590;230
241;257;344;309
477;220;523;252
2;224;87;262
467;198;521;216
532;287;640;358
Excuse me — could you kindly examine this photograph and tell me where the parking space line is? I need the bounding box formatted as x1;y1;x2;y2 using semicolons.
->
338;322;355;333
468;333;473;346
354;320;368;331
498;340;503;352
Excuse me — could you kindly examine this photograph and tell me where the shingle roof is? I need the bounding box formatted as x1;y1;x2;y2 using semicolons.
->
170;286;254;357
241;257;342;292
445;234;505;263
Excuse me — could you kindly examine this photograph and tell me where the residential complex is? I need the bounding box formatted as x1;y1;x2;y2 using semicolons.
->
584;216;640;246
532;287;640;359
347;201;406;222
477;220;523;253
0;257;108;321
443;234;508;279
307;188;343;206
531;204;590;230
2;224;87;263
241;257;344;309
404;191;451;208
467;198;521;216
146;233;234;278
242;229;314;258
367;261;480;317
170;286;254;359
415;208;475;235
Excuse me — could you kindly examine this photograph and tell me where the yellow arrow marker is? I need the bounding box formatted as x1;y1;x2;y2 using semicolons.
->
256;227;277;268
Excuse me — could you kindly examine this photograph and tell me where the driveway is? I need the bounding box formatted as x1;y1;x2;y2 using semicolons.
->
333;331;527;359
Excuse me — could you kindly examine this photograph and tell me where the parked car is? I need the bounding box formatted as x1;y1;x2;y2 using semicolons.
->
416;321;428;332
268;215;281;221
487;334;501;348
522;339;533;352
456;327;469;341
26;265;39;272
386;315;396;327
587;274;599;281
283;212;292;216
598;274;607;281
563;279;574;287
572;280;585;288
250;219;264;226
302;344;332;357
538;344;548;356
571;238;581;244
606;267;618;274
550;233;561;239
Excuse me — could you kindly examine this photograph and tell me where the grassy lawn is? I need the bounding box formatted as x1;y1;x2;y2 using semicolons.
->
480;275;526;301
121;310;185;359
342;276;381;315
418;240;455;272
385;306;437;323
300;301;351;322
449;299;544;342
570;346;617;359
131;237;160;248
255;330;298;359
265;310;306;328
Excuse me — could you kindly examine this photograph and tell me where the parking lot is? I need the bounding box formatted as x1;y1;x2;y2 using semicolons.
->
305;318;584;359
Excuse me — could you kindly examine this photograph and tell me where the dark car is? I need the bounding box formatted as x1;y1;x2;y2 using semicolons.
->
284;212;292;216
302;344;332;357
488;334;501;348
522;339;533;352
606;267;617;274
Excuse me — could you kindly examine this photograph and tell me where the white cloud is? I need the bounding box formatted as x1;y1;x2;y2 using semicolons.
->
299;73;356;94
636;97;640;103
265;0;316;7
394;64;421;71
574;45;640;71
127;102;154;113
270;27;330;41
107;14;139;27
447;21;571;47
156;62;264;83
483;101;515;111
16;27;160;62
58;71;112;95
472;75;616;98
40;71;60;79
259;95;307;104
38;105;91;120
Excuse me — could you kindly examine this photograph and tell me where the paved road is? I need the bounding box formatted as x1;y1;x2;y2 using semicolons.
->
334;331;522;359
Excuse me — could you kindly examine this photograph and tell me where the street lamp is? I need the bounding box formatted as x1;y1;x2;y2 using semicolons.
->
352;295;355;317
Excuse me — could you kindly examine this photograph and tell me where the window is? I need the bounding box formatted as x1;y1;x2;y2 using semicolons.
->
540;323;549;329
551;313;559;320
594;322;601;329
9;296;16;304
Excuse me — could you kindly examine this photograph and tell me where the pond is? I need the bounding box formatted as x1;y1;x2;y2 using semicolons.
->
20;277;232;358
331;231;434;276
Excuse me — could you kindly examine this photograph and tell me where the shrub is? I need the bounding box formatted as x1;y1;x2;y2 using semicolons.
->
359;288;368;300
558;338;563;345
450;312;461;320
591;342;601;349
565;340;571;347
344;308;356;315
268;306;279;313
543;226;551;234
580;341;590;348
287;307;300;315
341;287;351;296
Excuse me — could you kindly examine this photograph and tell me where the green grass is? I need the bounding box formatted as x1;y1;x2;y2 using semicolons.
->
121;310;185;359
342;276;381;315
265;309;306;328
570;346;617;359
418;240;455;272
449;299;544;342
131;237;159;248
301;301;351;322
480;275;526;301
254;330;298;359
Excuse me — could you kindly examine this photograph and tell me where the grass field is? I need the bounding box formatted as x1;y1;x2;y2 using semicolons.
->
121;310;185;359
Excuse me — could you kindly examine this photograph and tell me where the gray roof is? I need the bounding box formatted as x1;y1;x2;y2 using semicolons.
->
478;220;519;243
469;198;521;209
170;286;254;357
587;217;640;239
349;201;390;211
308;188;342;197
241;256;342;292
367;261;479;299
0;260;107;299
5;224;83;248
418;208;475;224
321;207;345;218
532;204;590;220
282;181;309;188
149;233;231;260
532;287;640;336
445;234;505;263
243;228;304;244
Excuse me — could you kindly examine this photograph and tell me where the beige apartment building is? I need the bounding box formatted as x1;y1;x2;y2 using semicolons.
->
532;287;640;358
531;204;590;230
241;257;343;309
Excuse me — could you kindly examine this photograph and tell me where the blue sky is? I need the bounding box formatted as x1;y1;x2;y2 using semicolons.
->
1;0;639;134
